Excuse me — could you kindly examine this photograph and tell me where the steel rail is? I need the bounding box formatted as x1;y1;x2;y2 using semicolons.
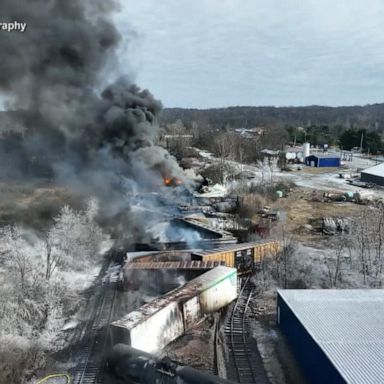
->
71;262;118;384
228;277;257;383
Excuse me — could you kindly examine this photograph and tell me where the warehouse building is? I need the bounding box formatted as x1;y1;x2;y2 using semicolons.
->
305;154;341;167
361;162;384;186
277;290;384;384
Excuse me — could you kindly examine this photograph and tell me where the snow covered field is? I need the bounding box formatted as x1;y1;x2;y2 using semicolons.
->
193;147;384;198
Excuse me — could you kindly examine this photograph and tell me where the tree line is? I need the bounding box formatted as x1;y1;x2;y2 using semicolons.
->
0;199;109;383
161;107;384;154
286;126;383;154
161;104;384;132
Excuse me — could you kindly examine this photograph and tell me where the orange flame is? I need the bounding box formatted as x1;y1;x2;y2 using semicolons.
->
163;177;183;187
164;177;172;186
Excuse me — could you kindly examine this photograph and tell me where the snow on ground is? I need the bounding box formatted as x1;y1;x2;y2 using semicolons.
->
103;262;121;284
60;265;101;292
195;183;228;198
292;172;360;193
197;149;214;159
287;170;384;197
61;319;80;331
193;147;384;198
344;155;377;169
58;264;103;331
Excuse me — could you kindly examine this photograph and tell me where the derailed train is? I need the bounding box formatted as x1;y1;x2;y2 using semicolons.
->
191;241;280;275
111;266;237;353
108;344;239;384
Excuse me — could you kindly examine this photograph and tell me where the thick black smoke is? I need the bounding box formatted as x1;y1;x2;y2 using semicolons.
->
0;0;188;241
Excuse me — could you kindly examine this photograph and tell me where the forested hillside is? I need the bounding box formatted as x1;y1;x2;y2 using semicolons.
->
161;104;384;131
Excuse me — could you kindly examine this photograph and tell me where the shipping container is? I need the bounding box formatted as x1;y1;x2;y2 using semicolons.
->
110;266;237;353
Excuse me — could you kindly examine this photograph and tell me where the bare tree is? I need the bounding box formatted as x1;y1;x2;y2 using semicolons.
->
351;206;384;286
0;200;109;383
0;226;34;292
162;119;194;160
215;133;231;176
48;199;105;271
324;239;345;287
271;231;297;288
372;206;384;284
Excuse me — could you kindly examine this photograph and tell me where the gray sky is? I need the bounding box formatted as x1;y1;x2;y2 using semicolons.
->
115;0;384;108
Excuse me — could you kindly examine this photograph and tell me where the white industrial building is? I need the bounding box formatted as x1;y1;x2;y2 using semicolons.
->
277;289;384;384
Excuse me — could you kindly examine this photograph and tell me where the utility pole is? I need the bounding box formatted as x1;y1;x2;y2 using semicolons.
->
360;131;364;153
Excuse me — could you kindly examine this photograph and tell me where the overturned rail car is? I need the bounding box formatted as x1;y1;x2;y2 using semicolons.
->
121;260;225;293
191;240;280;275
110;266;237;353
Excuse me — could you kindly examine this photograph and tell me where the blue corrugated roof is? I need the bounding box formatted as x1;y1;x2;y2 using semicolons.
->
278;289;384;384
307;154;341;159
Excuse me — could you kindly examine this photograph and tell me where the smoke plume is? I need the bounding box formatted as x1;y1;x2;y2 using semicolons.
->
0;0;188;241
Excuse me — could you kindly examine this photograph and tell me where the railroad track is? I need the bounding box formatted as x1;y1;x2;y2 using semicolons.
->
224;277;258;384
70;261;118;384
212;312;221;376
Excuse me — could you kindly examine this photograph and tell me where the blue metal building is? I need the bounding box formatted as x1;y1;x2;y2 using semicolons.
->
305;154;341;167
277;290;384;384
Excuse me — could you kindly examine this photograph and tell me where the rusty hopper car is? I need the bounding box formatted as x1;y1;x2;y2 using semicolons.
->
191;241;280;274
121;260;225;292
110;266;237;353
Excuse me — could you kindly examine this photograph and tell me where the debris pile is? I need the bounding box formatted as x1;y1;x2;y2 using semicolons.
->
322;217;351;235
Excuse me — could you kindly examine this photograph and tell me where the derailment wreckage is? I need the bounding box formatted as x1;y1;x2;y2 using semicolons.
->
107;344;238;384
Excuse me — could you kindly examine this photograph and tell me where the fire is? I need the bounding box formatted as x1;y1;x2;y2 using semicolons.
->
163;177;183;187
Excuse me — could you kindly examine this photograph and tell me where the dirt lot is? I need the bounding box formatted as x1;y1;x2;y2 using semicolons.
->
160;317;215;372
271;188;364;242
0;180;82;229
299;166;341;175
